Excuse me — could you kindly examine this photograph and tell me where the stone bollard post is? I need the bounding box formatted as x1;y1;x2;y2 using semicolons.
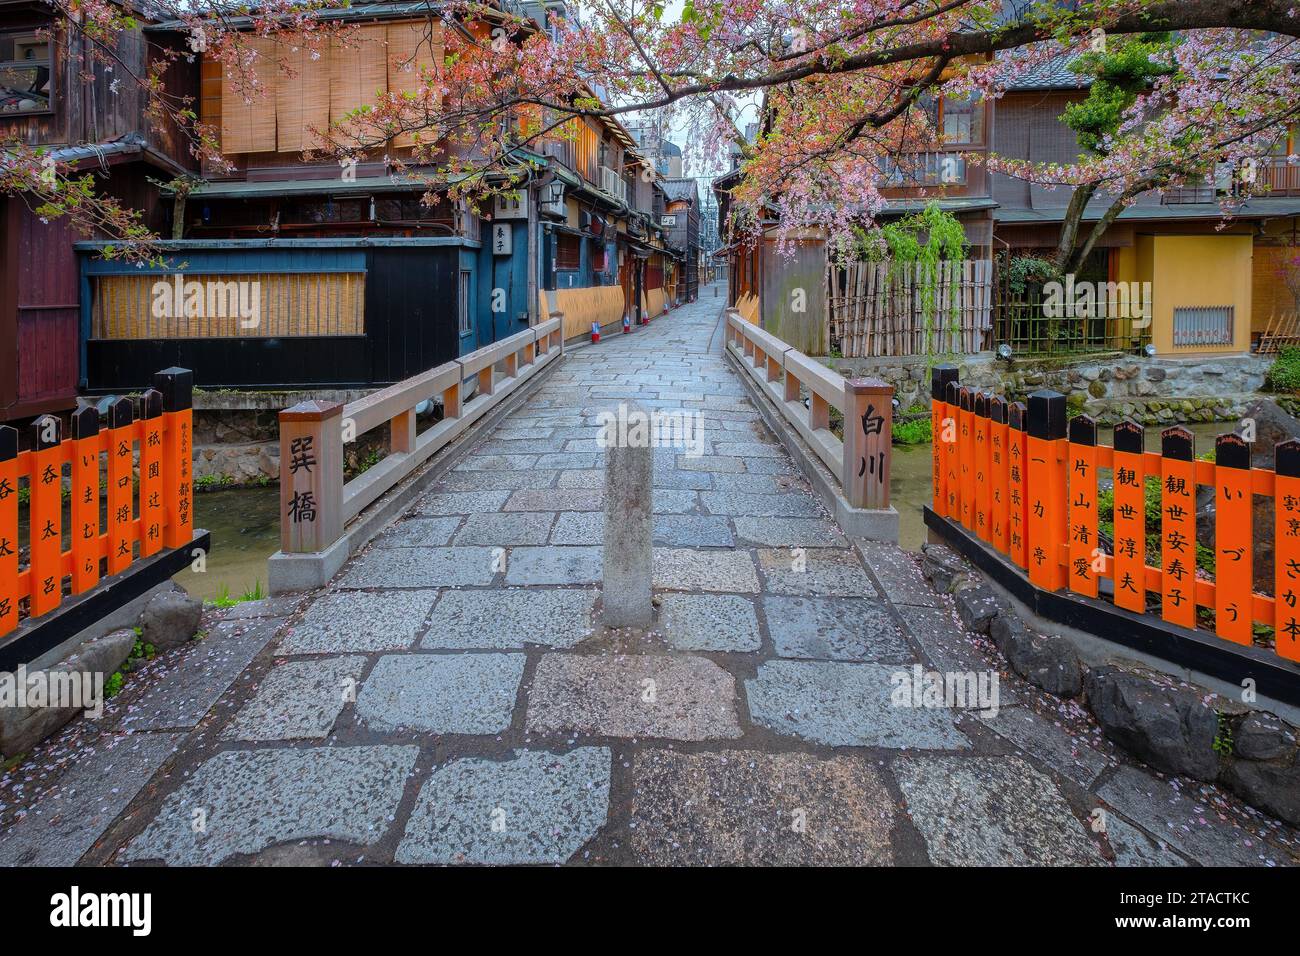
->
601;401;654;627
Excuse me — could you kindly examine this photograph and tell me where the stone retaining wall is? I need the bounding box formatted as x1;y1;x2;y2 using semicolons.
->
830;351;1271;425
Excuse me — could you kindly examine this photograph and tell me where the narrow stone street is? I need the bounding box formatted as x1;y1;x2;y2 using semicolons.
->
1;283;1297;866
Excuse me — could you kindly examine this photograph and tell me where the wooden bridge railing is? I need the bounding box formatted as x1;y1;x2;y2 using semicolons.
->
931;366;1300;663
724;310;893;510
279;317;563;558
0;367;194;639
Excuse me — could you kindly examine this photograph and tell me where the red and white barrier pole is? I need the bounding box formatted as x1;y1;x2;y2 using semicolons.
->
591;321;600;343
623;315;631;334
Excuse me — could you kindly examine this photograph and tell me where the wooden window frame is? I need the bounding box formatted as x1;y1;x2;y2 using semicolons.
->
0;29;55;117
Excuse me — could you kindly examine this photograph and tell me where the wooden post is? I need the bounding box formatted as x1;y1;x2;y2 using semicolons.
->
842;377;893;510
155;367;194;550
1112;421;1147;614
279;400;344;555
70;407;100;595
29;415;63;617
765;351;780;383
784;370;801;404
930;365;958;517
505;350;518;378
0;426;16;636
390;408;416;455
1025;390;1067;591
478;366;494;398
1275;439;1300;661
989;396;1008;553
1066;415;1099;598
442;380;462;420
139;389;165;560
1214;432;1253;645
107;398;135;577
1159;426;1197;630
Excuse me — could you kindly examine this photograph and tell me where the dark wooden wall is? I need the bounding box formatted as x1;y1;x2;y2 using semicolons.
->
84;245;463;391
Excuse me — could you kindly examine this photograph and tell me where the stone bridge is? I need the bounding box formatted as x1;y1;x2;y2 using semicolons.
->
0;283;1294;866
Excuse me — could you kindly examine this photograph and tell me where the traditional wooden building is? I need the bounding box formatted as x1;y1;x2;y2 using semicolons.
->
0;0;194;420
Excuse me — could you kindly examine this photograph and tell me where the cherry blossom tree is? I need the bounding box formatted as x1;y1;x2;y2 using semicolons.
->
5;0;1300;254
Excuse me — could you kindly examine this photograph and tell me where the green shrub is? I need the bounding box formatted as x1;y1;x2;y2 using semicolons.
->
1098;475;1214;575
892;417;932;445
1265;346;1300;392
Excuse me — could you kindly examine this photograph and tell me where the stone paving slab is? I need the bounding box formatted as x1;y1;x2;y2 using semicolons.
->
1096;767;1283;866
526;654;742;741
421;588;597;649
701;491;824;518
438;471;560;492
504;546;602;585
373;516;463;548
502;489;603;512
856;542;943;608
894;756;1103;866
455;454;538;472
894;604;1007;686
653;515;734;547
453;511;555;546
123;618;283;732
414;490;512;515
629;750;895;865
1103;814;1189;866
356;653;525;734
556;469;605;489
652;490;702;514
653;547;760;593
733;517;847;548
121;745;419;865
986;707;1111;788
280;590;437;654
745;660;970;748
762;595;909;662
0;732;184;866
221;655;367;741
395;748;610;865
657;593;761;652
756;548;879;598
337;547;498;589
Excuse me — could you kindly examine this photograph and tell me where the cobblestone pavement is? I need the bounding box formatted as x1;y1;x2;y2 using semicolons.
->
3;283;1298;866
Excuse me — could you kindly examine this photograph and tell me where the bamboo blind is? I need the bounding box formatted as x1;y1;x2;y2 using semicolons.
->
330;25;389;135
91;273;366;340
276;44;332;153
220;36;278;154
387;21;443;148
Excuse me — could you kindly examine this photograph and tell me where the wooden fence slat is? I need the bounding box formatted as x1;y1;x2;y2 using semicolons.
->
71;407;101;595
990;396;1009;552
1026;392;1068;591
108;398;136;577
140;389;166;559
1214;434;1254;645
29;415;63;617
0;427;18;636
1276;440;1300;660
1112;421;1148;614
974;392;992;542
1007;402;1029;568
1159;427;1197;630
1067;415;1099;598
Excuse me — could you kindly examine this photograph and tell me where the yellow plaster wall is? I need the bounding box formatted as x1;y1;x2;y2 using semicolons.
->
1140;234;1253;356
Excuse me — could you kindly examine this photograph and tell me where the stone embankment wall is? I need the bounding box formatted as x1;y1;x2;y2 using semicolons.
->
830;351;1271;425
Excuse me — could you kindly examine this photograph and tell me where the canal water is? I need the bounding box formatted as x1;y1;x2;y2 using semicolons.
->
175;487;281;602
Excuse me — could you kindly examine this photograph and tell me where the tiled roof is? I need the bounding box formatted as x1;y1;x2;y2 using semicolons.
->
659;178;698;203
1004;52;1091;91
